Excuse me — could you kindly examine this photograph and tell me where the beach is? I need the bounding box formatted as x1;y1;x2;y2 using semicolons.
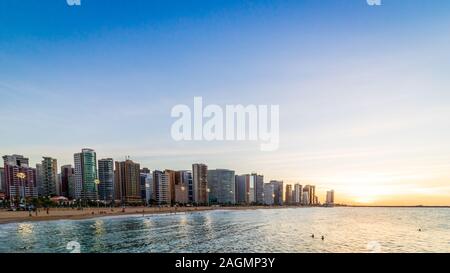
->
0;206;297;225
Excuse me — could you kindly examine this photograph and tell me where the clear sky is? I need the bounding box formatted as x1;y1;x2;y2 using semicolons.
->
1;0;450;205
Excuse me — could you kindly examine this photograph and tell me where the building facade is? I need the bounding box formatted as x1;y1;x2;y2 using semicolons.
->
326;190;334;205
207;169;236;204
263;183;275;205
293;183;302;204
174;170;191;204
192;163;208;204
60;165;74;199
98;158;114;202
285;184;293;204
74;149;98;201
269;180;283;205
114;159;141;203
153;170;170;204
2;155;38;200
38;157;58;197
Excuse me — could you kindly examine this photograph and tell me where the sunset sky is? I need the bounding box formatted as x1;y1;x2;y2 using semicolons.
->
1;0;450;205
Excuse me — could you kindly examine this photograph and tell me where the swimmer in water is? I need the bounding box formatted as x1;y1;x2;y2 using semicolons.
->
311;234;315;238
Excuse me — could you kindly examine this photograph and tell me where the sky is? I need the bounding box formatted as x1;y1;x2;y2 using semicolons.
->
1;0;450;205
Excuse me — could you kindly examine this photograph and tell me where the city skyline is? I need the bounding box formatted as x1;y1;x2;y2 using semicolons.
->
1;1;450;206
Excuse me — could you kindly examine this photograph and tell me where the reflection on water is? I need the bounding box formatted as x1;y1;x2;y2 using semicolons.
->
17;223;33;237
0;208;449;253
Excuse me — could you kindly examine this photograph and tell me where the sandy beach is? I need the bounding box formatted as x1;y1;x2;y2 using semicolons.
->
0;206;296;225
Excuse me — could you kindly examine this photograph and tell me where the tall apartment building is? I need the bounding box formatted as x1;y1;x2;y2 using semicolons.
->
263;183;275;205
269;180;284;205
326;190;334;205
164;169;176;204
293;183;302;204
2;155;38;200
153;170;170;204
60;165;74;199
74;148;98;201
285;184;293;204
114;159;141;203
140;171;153;203
37;157;58;197
303;185;316;205
98;158;114;202
192;163;208;204
174;170;191;204
207;169;236;204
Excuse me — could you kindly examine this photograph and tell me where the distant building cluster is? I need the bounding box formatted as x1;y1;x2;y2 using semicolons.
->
0;149;334;206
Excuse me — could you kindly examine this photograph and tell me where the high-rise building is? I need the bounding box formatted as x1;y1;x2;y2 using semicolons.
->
263;183;275;205
303;185;316;205
254;174;264;204
235;175;249;204
74;148;98;201
326;190;334;205
174;170;191;204
165;169;176;204
0;167;5;193
140;171;153;203
60;165;74;199
302;191;310;205
153;170;170;204
293;183;302;204
37;157;58;197
235;174;259;204
269;180;283;205
2;155;38;200
207;169;236;204
192;163;208;204
114;159;141;203
98;158;114;202
285;184;293;204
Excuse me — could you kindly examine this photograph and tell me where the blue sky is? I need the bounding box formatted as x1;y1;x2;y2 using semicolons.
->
1;0;450;204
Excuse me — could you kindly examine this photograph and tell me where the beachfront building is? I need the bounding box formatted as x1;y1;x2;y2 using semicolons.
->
140;171;153;204
302;190;310;205
37;157;58;197
285;184;293;204
269;180;284;206
303;185;317;205
192;163;208;204
153;170;170;204
98;158;114;202
293;183;302;204
74;148;98;201
207;169;236;204
174;170;191;204
263;183;275;205
254;173;264;204
114;159;141;203
60;165;74;199
326;190;335;205
2;155;38;200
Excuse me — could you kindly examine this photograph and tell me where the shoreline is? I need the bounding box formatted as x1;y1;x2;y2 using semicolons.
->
1;205;449;225
0;206;303;225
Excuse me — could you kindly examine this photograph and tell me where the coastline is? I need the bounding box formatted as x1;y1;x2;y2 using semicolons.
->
0;206;303;225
